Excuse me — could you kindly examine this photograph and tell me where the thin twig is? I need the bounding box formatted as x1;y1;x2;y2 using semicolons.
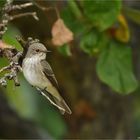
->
9;12;39;21
32;2;60;19
32;1;47;11
11;2;33;10
0;65;10;73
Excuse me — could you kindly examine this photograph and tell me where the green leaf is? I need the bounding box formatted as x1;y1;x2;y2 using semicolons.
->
82;0;121;31
96;40;138;94
2;24;22;50
124;7;140;25
80;30;109;55
36;99;67;138
5;76;38;119
58;44;71;56
61;6;86;36
67;0;82;19
0;0;6;8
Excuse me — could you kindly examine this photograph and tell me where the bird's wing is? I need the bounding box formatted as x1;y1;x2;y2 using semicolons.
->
41;59;58;89
40;60;72;114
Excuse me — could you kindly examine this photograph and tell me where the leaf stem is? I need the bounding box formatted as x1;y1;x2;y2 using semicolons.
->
67;0;82;20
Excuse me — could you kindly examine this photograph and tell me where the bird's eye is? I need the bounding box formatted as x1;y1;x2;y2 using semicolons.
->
36;49;40;52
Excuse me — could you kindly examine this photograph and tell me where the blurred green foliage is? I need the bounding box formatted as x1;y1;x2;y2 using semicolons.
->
80;30;108;55
124;7;140;26
2;24;22;51
96;40;138;94
36;99;67;138
60;0;138;94
0;0;6;8
58;44;72;57
81;0;121;31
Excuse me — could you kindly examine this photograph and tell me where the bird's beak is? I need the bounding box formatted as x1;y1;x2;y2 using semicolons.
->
41;50;51;53
47;50;51;53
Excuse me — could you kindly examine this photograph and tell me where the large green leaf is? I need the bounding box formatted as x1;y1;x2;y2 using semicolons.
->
82;0;121;31
96;40;138;94
80;30;109;55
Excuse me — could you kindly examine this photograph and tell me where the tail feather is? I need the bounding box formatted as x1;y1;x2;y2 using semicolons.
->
53;97;72;114
37;88;72;114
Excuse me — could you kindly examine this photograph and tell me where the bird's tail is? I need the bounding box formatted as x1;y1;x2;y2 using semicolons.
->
37;88;72;114
53;97;72;114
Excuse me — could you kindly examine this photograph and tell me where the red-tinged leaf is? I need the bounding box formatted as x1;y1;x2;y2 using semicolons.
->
74;100;96;119
51;18;74;46
0;40;13;49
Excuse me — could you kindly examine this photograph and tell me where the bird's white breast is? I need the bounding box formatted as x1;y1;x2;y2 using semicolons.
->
22;57;51;88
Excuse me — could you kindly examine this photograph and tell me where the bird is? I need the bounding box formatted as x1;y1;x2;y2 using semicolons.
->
22;40;72;114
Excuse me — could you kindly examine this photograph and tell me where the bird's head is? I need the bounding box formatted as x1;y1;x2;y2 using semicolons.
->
26;42;51;59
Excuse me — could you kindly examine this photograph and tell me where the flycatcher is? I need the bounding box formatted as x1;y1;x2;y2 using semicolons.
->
22;40;72;114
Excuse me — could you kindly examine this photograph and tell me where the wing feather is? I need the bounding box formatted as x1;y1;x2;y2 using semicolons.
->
41;60;58;89
40;60;72;114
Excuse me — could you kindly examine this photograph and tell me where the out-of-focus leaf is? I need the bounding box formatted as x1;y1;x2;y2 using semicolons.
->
0;57;9;80
5;75;38;119
2;24;22;51
51;18;73;46
0;0;6;8
60;6;86;36
58;44;71;56
82;0;121;31
0;57;9;70
0;40;13;49
114;14;130;43
74;100;96;119
124;7;140;25
36;99;67;139
80;30;109;55
96;40;138;94
67;0;82;19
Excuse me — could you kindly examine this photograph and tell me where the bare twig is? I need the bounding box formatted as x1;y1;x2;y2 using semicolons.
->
32;2;60;18
0;1;39;38
11;2;33;10
0;65;11;73
32;1;47;11
0;61;22;87
9;12;39;21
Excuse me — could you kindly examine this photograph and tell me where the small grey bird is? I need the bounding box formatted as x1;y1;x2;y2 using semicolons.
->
22;41;72;114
